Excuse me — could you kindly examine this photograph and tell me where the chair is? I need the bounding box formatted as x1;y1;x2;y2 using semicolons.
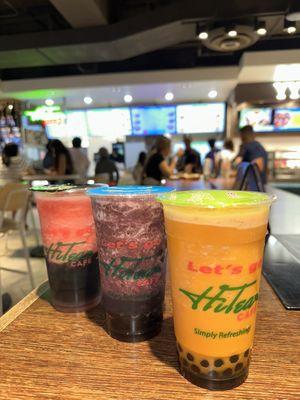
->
232;162;265;192
0;183;35;314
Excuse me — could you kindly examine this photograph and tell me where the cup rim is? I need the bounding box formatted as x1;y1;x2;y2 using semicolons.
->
158;190;276;209
87;185;175;197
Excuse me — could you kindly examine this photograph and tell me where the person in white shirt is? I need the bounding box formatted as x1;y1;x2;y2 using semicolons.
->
69;137;90;179
0;143;29;186
216;139;236;178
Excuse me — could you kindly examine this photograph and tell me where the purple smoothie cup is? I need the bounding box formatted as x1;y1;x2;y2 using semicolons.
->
87;185;174;342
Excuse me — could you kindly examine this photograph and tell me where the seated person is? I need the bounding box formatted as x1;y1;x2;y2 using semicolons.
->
144;136;176;185
177;136;202;173
95;147;119;184
132;151;146;184
0;143;32;185
45;139;73;176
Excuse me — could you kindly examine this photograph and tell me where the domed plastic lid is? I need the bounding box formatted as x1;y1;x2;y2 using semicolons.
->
158;190;275;209
87;185;174;197
30;183;107;193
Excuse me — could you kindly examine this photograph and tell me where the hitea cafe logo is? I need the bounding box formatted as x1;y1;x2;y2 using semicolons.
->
99;254;162;281
179;281;258;320
44;241;94;266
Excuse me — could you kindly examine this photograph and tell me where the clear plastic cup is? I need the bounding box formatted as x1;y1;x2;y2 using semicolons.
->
32;184;104;312
88;186;174;342
158;190;275;390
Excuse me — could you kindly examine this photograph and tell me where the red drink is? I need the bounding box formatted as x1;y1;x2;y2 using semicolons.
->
34;186;101;312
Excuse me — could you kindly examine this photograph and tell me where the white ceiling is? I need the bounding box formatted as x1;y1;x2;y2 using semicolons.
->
0;66;238;107
0;49;299;107
16;80;236;108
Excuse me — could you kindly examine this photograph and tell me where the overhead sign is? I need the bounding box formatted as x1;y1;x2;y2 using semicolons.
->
24;105;66;124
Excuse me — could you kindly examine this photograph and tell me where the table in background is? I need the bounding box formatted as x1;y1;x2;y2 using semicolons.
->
166;177;234;191
0;279;298;400
22;174;80;183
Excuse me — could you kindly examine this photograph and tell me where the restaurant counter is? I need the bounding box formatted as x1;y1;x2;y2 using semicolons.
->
0;179;299;400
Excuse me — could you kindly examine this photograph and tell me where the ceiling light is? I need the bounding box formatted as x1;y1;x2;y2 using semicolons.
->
84;96;93;105
284;20;296;34
208;89;218;99
226;26;237;37
8;104;13;110
45;98;54;106
256;21;267;36
124;94;133;103
165;92;174;101
199;31;208;40
196;24;209;40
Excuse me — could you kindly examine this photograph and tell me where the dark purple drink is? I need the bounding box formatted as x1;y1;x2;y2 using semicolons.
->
88;186;173;342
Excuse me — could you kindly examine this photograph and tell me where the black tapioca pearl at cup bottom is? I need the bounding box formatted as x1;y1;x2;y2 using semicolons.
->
235;363;243;372
230;355;239;363
182;358;188;367
186;353;194;362
200;359;209;368
177;343;183;353
223;368;233;378
214;359;224;368
191;364;200;374
244;349;250;358
207;370;219;379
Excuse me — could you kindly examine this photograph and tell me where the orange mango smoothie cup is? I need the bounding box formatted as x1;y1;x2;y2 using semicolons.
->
159;190;275;390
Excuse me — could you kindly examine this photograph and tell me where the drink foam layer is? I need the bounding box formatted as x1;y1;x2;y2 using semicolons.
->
159;190;274;228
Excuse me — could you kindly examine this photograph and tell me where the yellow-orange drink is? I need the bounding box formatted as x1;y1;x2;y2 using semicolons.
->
159;190;274;390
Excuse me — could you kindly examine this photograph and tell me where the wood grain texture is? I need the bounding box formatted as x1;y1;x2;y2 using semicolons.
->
0;279;299;400
0;180;299;399
0;281;49;332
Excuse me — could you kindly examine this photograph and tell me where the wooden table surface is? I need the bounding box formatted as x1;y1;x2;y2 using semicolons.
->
1;179;299;399
0;278;299;400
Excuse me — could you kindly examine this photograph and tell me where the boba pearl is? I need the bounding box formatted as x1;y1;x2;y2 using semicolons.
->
214;359;224;368
230;355;239;363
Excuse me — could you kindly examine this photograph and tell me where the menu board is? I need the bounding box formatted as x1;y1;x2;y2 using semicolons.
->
239;108;273;132
131;106;176;135
45;119;68;139
65;111;88;137
176;103;225;134
46;113;89;139
87;108;131;136
273;108;300;131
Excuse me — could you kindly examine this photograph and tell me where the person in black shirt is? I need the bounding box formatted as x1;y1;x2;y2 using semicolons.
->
95;147;119;184
144;136;177;184
46;139;73;176
236;125;268;183
177;136;202;173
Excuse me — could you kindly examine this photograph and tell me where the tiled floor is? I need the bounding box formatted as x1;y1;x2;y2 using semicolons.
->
0;208;47;314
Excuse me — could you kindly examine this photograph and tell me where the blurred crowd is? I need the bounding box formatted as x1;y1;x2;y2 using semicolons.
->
133;125;267;185
0;125;267;187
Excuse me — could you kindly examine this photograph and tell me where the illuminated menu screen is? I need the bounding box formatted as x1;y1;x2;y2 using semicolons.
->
176;103;226;134
87;108;131;136
239;108;273;132
131;106;176;135
46;111;88;139
273;108;300;131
